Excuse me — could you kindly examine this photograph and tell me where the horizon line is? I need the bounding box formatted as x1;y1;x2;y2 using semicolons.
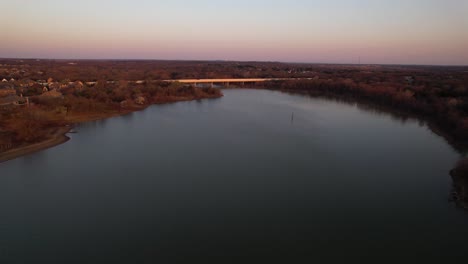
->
0;57;467;67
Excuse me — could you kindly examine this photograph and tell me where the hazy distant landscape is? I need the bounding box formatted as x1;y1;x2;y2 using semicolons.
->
1;0;468;262
1;60;467;167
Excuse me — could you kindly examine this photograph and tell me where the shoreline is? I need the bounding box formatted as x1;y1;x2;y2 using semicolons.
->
0;126;71;163
1;87;466;167
251;81;468;153
0;95;222;164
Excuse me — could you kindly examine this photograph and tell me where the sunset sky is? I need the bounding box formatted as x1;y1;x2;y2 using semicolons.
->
1;0;467;65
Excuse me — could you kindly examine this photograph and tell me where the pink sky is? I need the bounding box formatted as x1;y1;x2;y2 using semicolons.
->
1;0;467;65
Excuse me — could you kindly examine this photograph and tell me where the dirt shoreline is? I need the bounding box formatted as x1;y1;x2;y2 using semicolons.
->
0;126;72;163
0;95;222;164
0;109;135;164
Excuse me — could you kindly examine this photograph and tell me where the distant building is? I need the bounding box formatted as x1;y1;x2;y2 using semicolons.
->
134;96;146;105
73;81;84;91
49;82;61;91
60;83;69;89
64;81;84;91
404;76;415;85
120;100;129;108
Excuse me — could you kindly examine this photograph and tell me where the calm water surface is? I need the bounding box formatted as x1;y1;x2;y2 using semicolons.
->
1;89;467;262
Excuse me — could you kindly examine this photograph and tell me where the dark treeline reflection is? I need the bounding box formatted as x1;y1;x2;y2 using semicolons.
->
0;89;466;261
260;79;468;151
451;160;468;209
255;79;468;209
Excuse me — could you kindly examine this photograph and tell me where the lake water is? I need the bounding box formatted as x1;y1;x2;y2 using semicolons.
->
1;89;467;262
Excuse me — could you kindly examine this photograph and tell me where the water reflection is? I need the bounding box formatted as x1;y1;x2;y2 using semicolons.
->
450;164;468;209
120;111;135;121
21;149;47;166
76;117;111;131
0;89;467;261
290;92;468;208
296;92;468;154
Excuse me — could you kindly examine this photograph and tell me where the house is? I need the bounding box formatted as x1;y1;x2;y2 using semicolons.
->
64;81;84;91
48;82;61;91
120;100;129;108
134;96;146;105
404;76;415;85
1;79;7;82
9;78;15;82
73;81;84;91
60;82;69;89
